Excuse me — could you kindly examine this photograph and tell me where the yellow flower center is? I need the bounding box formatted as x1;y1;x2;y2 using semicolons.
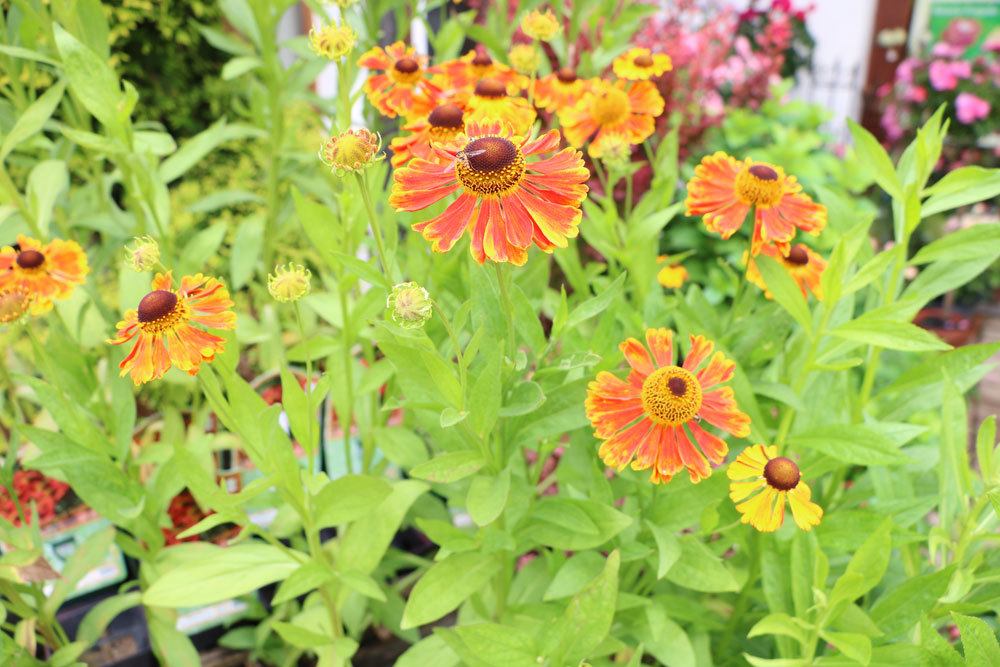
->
592;87;630;126
474;78;507;99
137;290;187;333
321;130;381;172
735;163;784;208
390;57;421;85
784;246;809;266
640;366;702;426
763;456;801;491
455;136;526;197
633;53;654;68
15;249;45;270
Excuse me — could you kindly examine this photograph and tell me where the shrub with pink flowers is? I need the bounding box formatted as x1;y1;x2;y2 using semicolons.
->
879;36;999;170
634;0;816;156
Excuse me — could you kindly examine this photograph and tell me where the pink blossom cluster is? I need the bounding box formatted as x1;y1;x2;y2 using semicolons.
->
879;30;999;170
633;0;804;156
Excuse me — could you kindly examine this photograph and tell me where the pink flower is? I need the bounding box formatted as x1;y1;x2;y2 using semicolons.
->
904;85;928;103
955;92;990;124
929;59;971;90
896;57;921;85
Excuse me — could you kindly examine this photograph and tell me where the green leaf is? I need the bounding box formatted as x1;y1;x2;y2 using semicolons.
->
52;24;122;128
160;120;262;183
272;560;333;605
437;623;539;667
848;119;902;198
952;613;1000;666
221;55;262;80
788;424;910;466
230;217;263;290
843;248;898;295
831;318;951;352
466;470;510;527
499;381;545;417
410;451;485;484
665;536;739;592
396;634;460;667
921;166;1000;218
754;256;813;333
272;621;332;649
469;345;501;437
0;81;66;160
339;480;427;574
335;569;386;602
920;617;964;666
645;520;681;579
911;223;1000;265
522;497;631;550
829;519;891;612
818;630;871;665
401;551;501;629
313;474;393;528
543;550;620;665
543;551;606;601
75;592;142;647
641;604;696;667
976;416;997;485
44;526;115;616
373;426;428;468
143;543;301;607
565;272;627;329
749;613;809;645
870;566;954;637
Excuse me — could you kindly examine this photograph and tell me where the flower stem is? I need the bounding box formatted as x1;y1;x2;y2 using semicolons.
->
293;303;316;472
493;263;517;357
354;172;394;285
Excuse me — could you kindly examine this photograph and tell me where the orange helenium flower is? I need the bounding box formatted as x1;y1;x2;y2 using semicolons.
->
0;234;88;314
434;49;526;95
586;329;751;484
613;47;673;81
558;80;664;156
685;152;827;255
358;41;441;119
389;104;466;168
389;120;589;265
107;272;236;385
461;78;537;136
746;243;826;300
531;67;591;113
728;444;823;532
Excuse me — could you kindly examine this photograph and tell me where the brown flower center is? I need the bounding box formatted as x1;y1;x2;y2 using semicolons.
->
15;250;45;269
736;163;784;208
749;164;778;181
455;136;526;196
137;290;178;323
634;53;654;68
471;52;493;67
640;366;703;426
474;78;507;98
556;67;577;83
763;457;800;491
785;246;809;266
394;57;419;74
428;104;464;129
592;87;630;126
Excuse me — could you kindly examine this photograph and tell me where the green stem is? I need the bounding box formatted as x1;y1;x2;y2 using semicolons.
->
493;263;516;356
355;172;394;284
775;305;834;447
293;303;317;472
434;302;467;409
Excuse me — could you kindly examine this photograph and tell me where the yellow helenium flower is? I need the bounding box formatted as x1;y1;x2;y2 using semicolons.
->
728;445;823;532
0;234;89;314
0;286;32;324
508;44;540;76
521;9;561;41
268;263;312;303
309;23;357;60
319;128;384;174
657;262;688;289
613;47;673;81
745;243;826;300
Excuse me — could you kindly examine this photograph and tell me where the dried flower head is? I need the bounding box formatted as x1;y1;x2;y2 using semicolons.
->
309;23;357;60
521;9;561;41
508;44;540;75
387;282;432;329
589;134;632;170
268;263;312;303
320;128;384;174
124;236;160;272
